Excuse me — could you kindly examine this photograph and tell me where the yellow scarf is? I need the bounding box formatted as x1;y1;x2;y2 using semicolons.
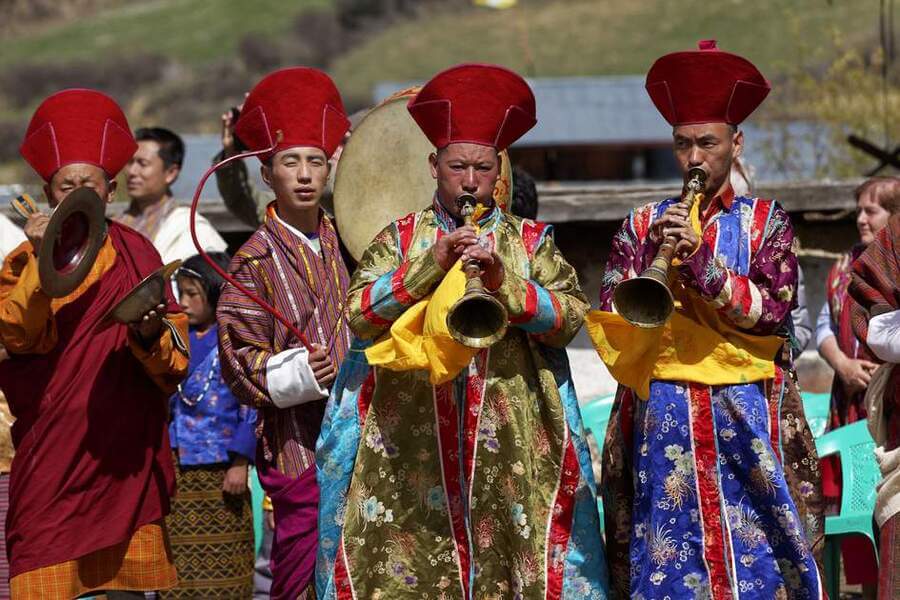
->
365;259;477;384
587;199;782;399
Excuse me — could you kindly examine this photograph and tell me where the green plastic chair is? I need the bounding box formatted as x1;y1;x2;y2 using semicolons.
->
815;420;880;600
250;465;265;556
579;395;615;531
801;391;830;439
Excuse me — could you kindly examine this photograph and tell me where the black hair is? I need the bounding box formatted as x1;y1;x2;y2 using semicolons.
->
135;126;185;170
177;252;231;311
510;166;538;220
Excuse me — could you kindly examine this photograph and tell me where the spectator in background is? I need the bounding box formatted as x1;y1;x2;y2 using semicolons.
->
163;252;257;598
849;214;900;600
816;176;900;596
0;214;25;262
510;165;537;219
117;127;227;262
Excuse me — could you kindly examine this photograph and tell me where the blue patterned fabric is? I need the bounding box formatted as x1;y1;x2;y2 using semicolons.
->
170;325;258;466
620;197;821;598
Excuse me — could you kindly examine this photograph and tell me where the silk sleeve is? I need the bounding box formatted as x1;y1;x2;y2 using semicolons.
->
346;224;446;340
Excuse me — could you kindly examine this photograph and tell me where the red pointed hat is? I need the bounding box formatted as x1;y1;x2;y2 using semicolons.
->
20;89;137;182
407;63;536;151
646;40;771;126
235;67;350;161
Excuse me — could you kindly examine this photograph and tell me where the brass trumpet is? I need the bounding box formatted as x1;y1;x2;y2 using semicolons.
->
613;167;707;328
446;193;509;348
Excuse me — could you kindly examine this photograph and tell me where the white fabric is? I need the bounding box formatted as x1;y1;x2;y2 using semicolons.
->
815;301;835;350
865;364;900;527
265;347;328;408
867;310;900;364
0;214;26;262
272;211;321;255
154;206;228;264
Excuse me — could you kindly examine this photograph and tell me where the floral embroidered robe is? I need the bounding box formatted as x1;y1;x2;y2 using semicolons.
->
599;189;825;599
316;200;609;599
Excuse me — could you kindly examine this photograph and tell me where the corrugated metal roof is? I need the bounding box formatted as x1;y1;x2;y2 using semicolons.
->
374;75;672;147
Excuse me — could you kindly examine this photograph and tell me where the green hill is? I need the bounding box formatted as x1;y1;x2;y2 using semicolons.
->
0;0;330;68
0;0;887;180
330;0;880;103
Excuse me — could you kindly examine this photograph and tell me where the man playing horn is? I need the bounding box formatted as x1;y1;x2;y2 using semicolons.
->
216;67;353;600
0;89;189;599
316;63;608;599
594;41;824;597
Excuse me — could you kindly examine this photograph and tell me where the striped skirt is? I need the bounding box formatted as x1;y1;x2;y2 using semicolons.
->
160;463;254;599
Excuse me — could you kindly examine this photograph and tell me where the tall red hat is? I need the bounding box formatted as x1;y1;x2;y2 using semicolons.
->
407;63;536;151
646;40;770;126
235;67;350;161
19;89;137;182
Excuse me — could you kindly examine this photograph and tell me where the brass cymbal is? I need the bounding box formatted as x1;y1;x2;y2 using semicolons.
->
38;187;107;298
103;260;182;325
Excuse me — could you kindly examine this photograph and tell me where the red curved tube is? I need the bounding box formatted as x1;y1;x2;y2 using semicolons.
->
189;134;313;352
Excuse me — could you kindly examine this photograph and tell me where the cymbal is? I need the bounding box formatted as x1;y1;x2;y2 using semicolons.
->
103;259;182;325
39;187;107;298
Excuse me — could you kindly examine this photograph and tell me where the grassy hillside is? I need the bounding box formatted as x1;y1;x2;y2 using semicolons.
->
0;0;889;182
0;0;330;68
330;0;880;103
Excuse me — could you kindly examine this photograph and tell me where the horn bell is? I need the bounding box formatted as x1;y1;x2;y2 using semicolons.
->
612;267;675;329
447;277;509;349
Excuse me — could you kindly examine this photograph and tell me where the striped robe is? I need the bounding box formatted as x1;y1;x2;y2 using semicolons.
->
218;206;351;598
218;206;351;476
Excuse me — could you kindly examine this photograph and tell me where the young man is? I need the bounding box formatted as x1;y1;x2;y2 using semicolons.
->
216;67;353;600
117;126;227;262
0;89;189;599
596;41;824;597
316;64;608;599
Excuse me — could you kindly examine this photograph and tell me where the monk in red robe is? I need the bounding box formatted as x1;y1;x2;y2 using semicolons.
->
0;89;189;599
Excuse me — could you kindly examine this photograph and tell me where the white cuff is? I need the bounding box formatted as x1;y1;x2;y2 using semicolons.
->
868;310;900;364
265;347;328;408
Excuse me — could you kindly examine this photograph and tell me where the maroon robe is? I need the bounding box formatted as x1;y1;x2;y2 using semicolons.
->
0;221;178;577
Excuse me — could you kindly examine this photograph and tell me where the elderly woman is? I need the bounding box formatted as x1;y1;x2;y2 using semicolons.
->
816;176;900;593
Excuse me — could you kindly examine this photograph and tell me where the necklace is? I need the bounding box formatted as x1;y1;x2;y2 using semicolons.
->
177;353;219;407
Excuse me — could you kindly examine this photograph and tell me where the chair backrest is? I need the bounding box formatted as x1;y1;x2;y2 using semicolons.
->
801;392;830;439
250;466;264;556
815;420;880;540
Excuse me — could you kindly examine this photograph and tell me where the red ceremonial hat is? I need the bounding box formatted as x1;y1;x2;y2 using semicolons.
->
407;63;536;151
20;89;137;182
235;67;350;161
646;40;771;126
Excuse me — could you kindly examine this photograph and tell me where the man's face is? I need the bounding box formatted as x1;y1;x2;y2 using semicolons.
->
125;140;180;203
857;189;891;245
262;146;330;213
44;162;115;208
672;123;742;196
429;143;500;220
